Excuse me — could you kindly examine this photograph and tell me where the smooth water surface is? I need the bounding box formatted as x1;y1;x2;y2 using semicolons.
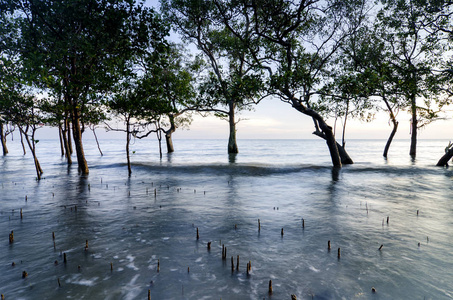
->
1;138;453;299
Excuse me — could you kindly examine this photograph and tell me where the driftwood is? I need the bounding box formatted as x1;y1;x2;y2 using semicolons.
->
436;141;453;167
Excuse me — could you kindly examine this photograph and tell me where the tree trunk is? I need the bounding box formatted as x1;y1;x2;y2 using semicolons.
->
383;121;398;158
157;128;163;159
20;128;26;155
165;133;174;153
336;142;353;164
292;98;344;167
0;123;9;155
20;126;43;180
409;94;417;158
66;117;73;155
71;108;89;174
382;96;398;158
324;129;342;167
62;118;72;165
33;128;44;175
228;100;239;154
126;121;131;177
58;124;65;156
342;100;349;148
437;147;453;167
312;130;350;166
165;114;176;153
92;126;103;156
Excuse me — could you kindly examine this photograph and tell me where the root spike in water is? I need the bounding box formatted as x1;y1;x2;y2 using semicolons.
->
9;231;14;244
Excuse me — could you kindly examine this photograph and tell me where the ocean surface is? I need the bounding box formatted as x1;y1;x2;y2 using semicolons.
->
1;138;452;299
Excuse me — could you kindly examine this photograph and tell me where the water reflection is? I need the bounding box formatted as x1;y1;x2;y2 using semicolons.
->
228;153;237;164
331;167;341;182
166;152;173;163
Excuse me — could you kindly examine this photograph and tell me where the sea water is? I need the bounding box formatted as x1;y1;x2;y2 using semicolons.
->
1;138;452;299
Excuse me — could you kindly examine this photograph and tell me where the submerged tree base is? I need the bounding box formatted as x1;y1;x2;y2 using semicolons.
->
436;142;453;167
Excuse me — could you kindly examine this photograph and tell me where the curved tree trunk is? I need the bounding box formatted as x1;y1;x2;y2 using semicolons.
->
436;151;453;167
20;128;26;155
409;94;417;158
20;126;43;180
71;107;89;174
383;121;399;158
32;127;44;175
165;114;176;153
436;141;453;167
337;142;353;164
436;146;453;167
292;98;345;167
228;100;239;154
324;128;341;167
382;96;398;158
92;126;103;156
0;123;9;155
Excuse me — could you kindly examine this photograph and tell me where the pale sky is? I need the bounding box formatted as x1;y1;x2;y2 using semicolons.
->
167;97;453;141
71;96;451;141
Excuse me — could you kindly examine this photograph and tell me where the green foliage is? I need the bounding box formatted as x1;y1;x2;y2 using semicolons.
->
2;0;165;126
2;0;453;155
161;0;266;115
374;0;450;127
106;40;197;137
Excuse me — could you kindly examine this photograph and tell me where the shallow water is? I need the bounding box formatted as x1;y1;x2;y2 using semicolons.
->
1;138;453;299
